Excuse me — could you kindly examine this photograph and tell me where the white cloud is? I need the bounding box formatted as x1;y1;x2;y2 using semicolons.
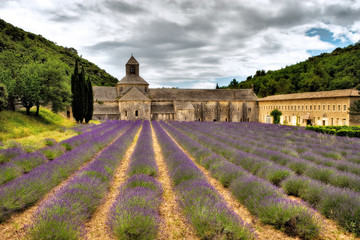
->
0;0;359;87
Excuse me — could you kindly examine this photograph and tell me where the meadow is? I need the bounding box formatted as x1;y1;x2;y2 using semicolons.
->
0;120;359;240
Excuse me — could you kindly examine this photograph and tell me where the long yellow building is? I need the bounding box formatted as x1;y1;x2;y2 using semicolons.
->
258;89;360;126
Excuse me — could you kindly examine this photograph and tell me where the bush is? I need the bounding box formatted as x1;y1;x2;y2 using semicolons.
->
305;126;360;138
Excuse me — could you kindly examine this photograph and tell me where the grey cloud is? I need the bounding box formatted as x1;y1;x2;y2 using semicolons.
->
49;0;360;87
50;14;80;23
104;0;145;14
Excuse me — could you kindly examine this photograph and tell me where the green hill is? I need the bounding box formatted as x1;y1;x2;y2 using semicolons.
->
0;18;118;87
229;43;360;97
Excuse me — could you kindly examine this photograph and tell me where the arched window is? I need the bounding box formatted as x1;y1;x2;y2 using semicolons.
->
124;111;127;117
135;110;138;117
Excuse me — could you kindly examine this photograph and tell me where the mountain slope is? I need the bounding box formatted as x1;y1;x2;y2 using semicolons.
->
0;18;118;86
233;43;360;97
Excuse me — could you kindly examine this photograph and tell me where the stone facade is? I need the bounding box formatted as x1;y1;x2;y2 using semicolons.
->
93;56;259;122
258;89;360;126
92;56;360;126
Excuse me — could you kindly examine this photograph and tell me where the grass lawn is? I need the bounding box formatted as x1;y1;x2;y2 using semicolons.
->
0;108;77;150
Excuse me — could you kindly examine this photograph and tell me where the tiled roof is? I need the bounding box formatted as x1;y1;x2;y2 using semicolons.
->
126;56;139;65
151;104;175;113
93;86;117;102
93;105;120;114
174;101;194;110
117;75;149;85
258;89;360;101
148;88;258;101
119;87;150;101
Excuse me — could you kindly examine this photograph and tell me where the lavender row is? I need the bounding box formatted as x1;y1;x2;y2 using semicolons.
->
0;147;26;164
282;175;360;236
161;121;320;239
61;120;125;150
108;121;162;240
26;121;141;240
178;122;360;193
209;122;360;161
208;122;360;172
153;121;255;240
0;121;131;223
198;121;359;161
170;121;294;186
0;121;125;186
170;122;360;237
0;120;117;165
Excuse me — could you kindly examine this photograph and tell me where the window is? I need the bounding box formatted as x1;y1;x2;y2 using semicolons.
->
310;105;312;110
302;105;304;110
323;105;325;111
298;105;300;110
338;105;341;111
291;106;293;110
343;119;347;126
306;105;308;110
318;105;320;111
328;105;330;111
333;105;335;111
337;118;339;125
135;110;139;117
248;108;251;112
124;111;127;117
314;105;316;110
344;105;347;111
130;66;135;74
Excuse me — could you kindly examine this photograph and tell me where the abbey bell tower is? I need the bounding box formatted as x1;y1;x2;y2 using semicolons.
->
116;55;149;96
126;55;140;76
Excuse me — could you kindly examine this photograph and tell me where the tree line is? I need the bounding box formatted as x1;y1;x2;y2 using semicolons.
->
222;42;360;115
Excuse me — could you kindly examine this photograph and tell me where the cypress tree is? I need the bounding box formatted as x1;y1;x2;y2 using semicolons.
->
71;60;93;123
85;76;93;123
78;66;86;123
71;59;80;122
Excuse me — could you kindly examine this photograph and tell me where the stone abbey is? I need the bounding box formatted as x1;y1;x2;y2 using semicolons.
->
93;56;259;122
93;56;360;126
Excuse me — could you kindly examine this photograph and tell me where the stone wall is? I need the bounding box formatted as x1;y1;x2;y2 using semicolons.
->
118;100;151;120
259;97;353;126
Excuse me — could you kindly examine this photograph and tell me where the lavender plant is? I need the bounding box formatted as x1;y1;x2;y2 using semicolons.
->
108;121;163;240
0;147;25;164
26;121;141;240
161;121;321;239
153;121;255;240
0;121;131;223
282;175;360;235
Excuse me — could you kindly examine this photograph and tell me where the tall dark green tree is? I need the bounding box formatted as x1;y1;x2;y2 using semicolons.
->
71;59;83;122
71;60;93;123
216;83;220;89
85;76;93;123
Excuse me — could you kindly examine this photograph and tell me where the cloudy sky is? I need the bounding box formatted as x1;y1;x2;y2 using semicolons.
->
1;0;360;88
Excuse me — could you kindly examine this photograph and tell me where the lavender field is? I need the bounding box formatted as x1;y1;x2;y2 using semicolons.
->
0;120;359;240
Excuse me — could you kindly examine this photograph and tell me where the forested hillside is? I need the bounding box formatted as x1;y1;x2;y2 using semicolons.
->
0;18;118;87
229;43;360;97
